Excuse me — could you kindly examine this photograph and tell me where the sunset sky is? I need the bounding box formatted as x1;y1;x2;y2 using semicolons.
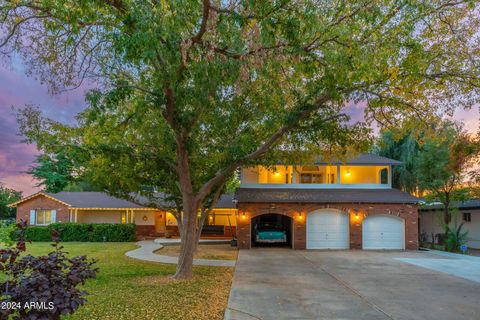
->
0;57;479;196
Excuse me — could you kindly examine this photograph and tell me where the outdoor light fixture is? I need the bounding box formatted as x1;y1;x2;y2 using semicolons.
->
242;212;246;219
355;212;359;220
142;215;148;221
298;212;303;220
346;169;351;177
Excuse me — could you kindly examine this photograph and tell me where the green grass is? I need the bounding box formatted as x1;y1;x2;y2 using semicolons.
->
2;242;234;320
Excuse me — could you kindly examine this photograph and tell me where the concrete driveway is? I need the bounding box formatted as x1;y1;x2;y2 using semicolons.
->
225;249;480;320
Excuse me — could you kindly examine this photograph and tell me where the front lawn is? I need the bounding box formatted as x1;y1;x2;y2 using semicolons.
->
156;244;238;260
7;242;234;320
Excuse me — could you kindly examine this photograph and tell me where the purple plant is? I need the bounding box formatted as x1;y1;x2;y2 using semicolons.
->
0;220;98;319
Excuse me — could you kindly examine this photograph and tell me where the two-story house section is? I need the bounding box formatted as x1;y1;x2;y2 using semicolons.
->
235;153;419;250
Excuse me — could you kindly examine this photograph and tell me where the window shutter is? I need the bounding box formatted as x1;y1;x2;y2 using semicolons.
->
51;210;57;223
29;210;36;225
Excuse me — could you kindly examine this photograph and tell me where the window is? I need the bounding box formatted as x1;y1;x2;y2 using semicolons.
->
300;173;322;183
463;212;472;222
31;209;55;225
380;168;388;184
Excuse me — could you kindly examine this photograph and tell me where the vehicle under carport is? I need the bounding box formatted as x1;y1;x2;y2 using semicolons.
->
251;213;292;247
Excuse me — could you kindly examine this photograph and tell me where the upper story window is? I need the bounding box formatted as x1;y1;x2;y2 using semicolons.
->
240;164;391;187
30;209;56;225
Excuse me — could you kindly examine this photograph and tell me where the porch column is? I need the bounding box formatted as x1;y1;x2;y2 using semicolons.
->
336;165;341;185
131;210;135;223
388;165;392;187
74;209;78;223
292;166;297;184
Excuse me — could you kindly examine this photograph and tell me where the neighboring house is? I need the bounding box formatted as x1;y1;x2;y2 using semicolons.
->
10;153;419;250
419;200;480;249
9;192;237;238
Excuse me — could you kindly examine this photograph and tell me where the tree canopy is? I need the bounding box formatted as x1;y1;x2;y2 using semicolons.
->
0;183;22;219
3;0;480;278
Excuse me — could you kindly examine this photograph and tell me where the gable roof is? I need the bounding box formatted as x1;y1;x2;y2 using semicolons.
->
235;188;419;204
8;191;236;209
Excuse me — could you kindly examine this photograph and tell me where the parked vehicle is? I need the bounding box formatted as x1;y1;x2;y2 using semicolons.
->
255;223;287;243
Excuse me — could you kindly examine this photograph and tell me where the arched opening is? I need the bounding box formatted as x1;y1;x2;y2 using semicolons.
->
251;213;293;248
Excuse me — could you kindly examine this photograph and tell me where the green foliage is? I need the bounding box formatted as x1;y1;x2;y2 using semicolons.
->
0;221;17;246
23;226;52;241
376;130;420;193
28;152;100;193
11;223;135;242
89;223;136;242
446;222;469;253
0;184;22;219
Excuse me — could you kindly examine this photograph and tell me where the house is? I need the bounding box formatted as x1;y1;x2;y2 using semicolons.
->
235;153;419;250
419;200;480;249
11;153;419;250
9;192;237;238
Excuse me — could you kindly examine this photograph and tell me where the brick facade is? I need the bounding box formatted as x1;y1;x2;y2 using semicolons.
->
16;195;70;225
237;202;418;250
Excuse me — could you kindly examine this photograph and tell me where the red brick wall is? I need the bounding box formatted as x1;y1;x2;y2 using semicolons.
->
237;202;418;250
16;195;70;225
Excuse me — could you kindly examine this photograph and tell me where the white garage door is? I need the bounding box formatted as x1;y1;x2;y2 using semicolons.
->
363;215;404;250
307;210;349;249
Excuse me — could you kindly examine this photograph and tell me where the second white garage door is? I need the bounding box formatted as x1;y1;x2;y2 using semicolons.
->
363;215;404;250
307;210;349;249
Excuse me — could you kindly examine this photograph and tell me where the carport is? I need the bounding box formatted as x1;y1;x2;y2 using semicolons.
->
251;213;292;248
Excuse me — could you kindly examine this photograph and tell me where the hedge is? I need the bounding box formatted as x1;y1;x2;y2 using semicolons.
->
10;223;136;242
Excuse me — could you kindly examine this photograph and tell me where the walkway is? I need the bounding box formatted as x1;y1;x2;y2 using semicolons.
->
395;248;480;283
125;240;236;267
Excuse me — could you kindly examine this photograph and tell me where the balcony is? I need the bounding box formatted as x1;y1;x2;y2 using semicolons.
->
240;165;391;189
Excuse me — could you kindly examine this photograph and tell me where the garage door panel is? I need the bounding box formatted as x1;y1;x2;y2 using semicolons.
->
307;210;349;249
363;215;404;250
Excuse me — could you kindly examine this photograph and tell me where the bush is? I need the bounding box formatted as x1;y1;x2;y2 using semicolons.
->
446;222;469;252
90;223;136;242
51;223;92;242
11;223;136;242
24;226;52;241
0;221;17;246
0;220;98;319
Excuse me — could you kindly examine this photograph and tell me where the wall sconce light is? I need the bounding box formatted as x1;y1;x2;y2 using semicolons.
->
142;215;148;221
298;212;303;220
274;171;280;176
346;169;351;177
355;212;359;220
209;215;213;220
242;212;246;219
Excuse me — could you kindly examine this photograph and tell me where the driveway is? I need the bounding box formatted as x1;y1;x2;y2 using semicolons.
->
225;249;480;320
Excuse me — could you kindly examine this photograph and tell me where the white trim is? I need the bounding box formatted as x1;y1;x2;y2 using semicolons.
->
239;183;391;189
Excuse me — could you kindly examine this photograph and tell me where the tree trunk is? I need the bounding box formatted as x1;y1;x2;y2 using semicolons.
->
173;202;198;280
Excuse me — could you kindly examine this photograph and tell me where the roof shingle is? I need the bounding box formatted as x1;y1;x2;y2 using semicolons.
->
235;188;419;204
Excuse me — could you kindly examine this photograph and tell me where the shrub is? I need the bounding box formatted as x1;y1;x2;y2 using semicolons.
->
50;223;92;242
0;220;98;319
446;222;469;252
24;226;51;241
12;223;136;242
90;223;136;242
0;221;17;246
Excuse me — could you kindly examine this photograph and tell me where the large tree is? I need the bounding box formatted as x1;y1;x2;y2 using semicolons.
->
0;183;22;219
376;129;421;194
3;1;480;279
417;122;480;241
28;152;100;193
